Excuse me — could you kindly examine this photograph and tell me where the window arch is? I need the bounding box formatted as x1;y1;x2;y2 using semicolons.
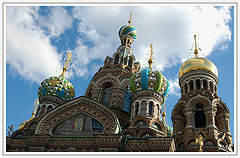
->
196;79;201;90
47;105;53;112
194;104;206;128
128;57;133;67
124;57;128;65
135;102;139;116
149;101;153;115
210;81;214;91
203;80;208;90
114;55;119;64
101;84;112;106
189;80;194;91
122;90;131;112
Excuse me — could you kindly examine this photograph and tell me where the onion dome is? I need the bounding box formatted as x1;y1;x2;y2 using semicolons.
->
178;57;218;78
119;25;137;39
179;35;218;78
129;44;170;99
129;68;170;98
38;51;75;102
38;76;75;101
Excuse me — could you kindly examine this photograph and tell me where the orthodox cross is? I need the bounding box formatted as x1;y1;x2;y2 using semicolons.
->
8;124;14;136
128;11;132;25
60;51;72;77
193;35;201;57
148;44;154;69
195;134;204;152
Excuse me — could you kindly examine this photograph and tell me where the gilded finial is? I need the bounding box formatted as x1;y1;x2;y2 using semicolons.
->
128;11;132;25
148;44;154;69
8;124;14;137
60;51;72;77
193;35;201;57
195;134;204;152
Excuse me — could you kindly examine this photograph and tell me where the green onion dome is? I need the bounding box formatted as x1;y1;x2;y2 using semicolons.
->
38;76;75;101
129;68;170;98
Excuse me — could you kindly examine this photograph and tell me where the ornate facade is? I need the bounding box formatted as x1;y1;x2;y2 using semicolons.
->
6;15;233;152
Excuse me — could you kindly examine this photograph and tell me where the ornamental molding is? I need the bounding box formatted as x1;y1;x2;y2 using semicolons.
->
179;69;218;86
35;96;120;135
94;73;121;88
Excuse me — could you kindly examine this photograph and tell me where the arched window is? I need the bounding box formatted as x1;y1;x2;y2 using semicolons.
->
149;101;153;115
123;90;131;112
189;80;194;91
135;102;139;116
195;104;206;128
128;57;132;67
185;83;188;92
124;57;128;65
203;80;208;90
210;81;214;91
101;84;112;106
47;105;53;112
196;79;201;90
114;55;119;64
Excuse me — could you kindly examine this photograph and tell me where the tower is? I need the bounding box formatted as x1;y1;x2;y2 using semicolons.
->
122;44;173;141
171;35;234;152
84;12;140;128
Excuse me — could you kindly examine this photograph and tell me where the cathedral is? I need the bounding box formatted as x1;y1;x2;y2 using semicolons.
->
6;13;234;152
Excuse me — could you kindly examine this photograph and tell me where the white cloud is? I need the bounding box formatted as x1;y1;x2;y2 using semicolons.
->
39;7;73;37
168;77;181;97
72;6;232;74
6;6;232;88
6;7;64;83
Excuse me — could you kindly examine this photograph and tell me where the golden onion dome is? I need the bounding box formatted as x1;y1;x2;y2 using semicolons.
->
178;57;218;78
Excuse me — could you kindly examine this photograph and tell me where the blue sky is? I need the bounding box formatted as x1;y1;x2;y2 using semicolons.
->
5;5;235;140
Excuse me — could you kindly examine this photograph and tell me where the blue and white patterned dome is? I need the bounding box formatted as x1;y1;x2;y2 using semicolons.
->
119;25;137;39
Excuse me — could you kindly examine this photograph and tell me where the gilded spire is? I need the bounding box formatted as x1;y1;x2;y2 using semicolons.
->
193;35;201;57
148;44;154;69
128;11;132;25
60;51;72;77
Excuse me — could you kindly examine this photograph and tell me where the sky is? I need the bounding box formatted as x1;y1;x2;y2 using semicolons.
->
5;5;235;141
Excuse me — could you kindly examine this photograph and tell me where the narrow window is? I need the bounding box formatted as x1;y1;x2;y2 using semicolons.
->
101;84;112;106
149;101;153;115
135;102;139;116
123;90;131;112
195;104;206;128
196;79;200;90
128;57;132;67
189;80;194;91
203;80;208;90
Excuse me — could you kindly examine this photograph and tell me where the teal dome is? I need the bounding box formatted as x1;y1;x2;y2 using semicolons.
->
119;25;137;39
38;76;75;101
129;68;170;98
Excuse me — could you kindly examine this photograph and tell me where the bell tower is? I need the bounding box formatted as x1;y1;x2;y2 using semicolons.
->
171;35;234;152
84;12;140;129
